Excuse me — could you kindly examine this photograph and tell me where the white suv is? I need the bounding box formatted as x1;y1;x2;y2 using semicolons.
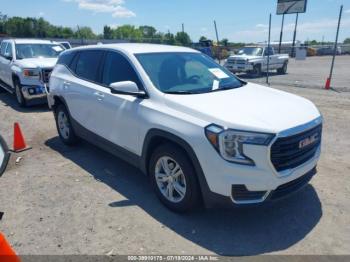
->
48;44;322;212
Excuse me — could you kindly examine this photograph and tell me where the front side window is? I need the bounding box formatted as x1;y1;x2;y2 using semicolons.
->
5;43;13;57
238;47;263;56
75;50;104;82
15;44;64;59
136;52;244;94
102;51;141;87
0;42;8;56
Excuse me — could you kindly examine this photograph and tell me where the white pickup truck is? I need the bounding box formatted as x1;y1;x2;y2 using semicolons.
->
224;46;289;76
0;39;64;106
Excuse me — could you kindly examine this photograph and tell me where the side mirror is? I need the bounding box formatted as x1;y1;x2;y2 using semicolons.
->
4;55;13;61
0;135;10;177
109;81;147;98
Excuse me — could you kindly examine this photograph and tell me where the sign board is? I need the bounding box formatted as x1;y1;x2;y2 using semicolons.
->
277;0;307;15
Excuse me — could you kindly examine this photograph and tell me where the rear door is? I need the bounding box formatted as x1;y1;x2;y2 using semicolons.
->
63;50;105;133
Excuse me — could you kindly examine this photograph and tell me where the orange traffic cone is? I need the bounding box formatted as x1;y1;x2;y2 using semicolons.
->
0;232;21;262
325;77;331;90
13;123;31;153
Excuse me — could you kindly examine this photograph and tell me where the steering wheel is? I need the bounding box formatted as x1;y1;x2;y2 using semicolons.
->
186;75;201;84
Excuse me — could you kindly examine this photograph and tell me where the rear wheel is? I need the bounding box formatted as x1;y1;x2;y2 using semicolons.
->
277;62;288;74
54;104;79;145
14;80;26;107
149;144;200;213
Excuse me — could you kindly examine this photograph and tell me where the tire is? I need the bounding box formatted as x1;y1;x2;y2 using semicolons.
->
14;80;26;107
149;143;200;213
277;62;288;74
252;64;262;77
54;104;79;145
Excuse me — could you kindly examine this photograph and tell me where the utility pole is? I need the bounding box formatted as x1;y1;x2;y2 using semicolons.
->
326;5;343;90
291;13;299;58
214;20;221;63
278;14;285;54
267;14;272;85
182;23;184;33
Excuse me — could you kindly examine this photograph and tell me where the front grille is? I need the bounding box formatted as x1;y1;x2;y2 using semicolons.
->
227;59;246;65
270;167;316;200
271;124;322;172
42;68;53;83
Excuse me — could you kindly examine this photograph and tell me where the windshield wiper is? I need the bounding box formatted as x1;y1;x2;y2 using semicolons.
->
163;90;203;95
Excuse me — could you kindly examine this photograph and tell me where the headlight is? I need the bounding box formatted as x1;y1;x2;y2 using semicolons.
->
205;124;275;166
23;69;40;78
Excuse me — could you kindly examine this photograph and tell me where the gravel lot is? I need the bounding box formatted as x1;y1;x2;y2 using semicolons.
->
237;55;350;92
0;56;349;256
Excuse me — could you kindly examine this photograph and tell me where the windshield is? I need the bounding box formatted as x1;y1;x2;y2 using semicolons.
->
15;44;64;59
238;47;263;56
136;52;244;94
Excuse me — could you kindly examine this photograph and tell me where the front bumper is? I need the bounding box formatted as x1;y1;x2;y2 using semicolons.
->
193;118;322;208
225;63;253;73
21;85;48;101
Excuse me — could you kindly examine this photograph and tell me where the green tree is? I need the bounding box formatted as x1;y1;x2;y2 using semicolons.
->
164;32;176;45
139;25;157;39
344;38;350;44
199;36;208;42
175;32;191;46
76;26;96;39
103;25;113;39
220;38;229;47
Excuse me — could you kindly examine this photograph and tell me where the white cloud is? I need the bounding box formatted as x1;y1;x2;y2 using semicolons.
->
38;12;45;17
64;0;136;18
345;9;350;14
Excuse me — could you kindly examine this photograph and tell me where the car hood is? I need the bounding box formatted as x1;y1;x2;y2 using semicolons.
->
15;58;58;69
228;55;261;61
164;83;321;134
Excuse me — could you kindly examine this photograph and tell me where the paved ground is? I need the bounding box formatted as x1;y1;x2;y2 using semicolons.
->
237;55;350;92
0;59;350;255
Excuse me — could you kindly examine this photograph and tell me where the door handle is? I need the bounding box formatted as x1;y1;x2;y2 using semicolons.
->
63;81;71;89
94;92;105;101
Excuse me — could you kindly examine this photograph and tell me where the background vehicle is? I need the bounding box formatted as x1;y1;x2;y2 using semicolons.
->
58;41;72;50
224;46;289;76
48;44;322;212
0;39;64;106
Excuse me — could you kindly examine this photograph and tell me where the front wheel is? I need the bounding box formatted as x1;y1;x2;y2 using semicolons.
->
252;64;262;77
149;144;200;213
14;81;26;107
54;104;79;145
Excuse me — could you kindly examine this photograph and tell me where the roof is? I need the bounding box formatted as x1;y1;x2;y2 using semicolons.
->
71;43;199;54
4;39;60;45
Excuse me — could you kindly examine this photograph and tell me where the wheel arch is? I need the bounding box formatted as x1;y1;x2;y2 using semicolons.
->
141;129;212;205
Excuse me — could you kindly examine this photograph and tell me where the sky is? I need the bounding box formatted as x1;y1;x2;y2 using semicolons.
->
1;0;350;43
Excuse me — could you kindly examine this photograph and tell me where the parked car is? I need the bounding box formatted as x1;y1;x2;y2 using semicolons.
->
0;39;64;106
316;46;341;56
59;41;72;50
48;44;322;212
224;46;289;76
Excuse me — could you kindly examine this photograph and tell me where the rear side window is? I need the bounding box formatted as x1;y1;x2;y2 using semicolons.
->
102;51;141;88
75;50;104;82
57;51;76;68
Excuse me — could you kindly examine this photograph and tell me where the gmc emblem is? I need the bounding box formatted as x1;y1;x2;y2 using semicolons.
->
299;133;319;149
